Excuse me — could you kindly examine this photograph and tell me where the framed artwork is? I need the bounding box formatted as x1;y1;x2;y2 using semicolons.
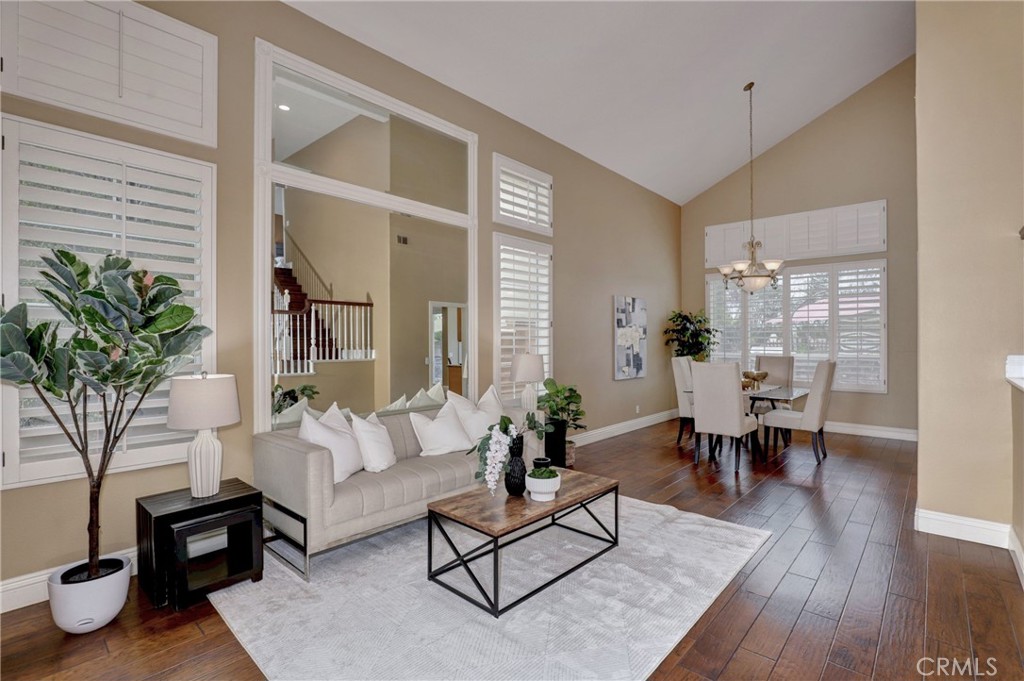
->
614;295;647;380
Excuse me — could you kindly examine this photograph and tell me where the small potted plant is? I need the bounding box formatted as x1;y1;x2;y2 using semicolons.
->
525;467;561;502
663;309;719;361
469;412;551;496
537;378;586;467
0;250;210;633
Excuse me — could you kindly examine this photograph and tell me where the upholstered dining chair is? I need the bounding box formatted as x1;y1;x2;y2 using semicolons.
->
752;355;795;415
671;356;695;445
763;360;837;464
692;361;759;472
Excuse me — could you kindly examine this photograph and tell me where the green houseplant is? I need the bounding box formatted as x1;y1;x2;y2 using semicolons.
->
0;249;211;633
537;378;586;467
525;465;561;502
663;309;720;361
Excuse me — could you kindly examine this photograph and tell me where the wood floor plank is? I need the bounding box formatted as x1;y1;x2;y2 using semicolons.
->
889;527;929;603
768;610;839;681
925;551;972;650
679;589;768;679
743;526;814;597
819;662;870;680
803;521;872;621
923;639;975;680
827;541;897;676
742;573;817;660
718;647;776;681
788;541;834;581
873;593;926;681
963;572;1024;679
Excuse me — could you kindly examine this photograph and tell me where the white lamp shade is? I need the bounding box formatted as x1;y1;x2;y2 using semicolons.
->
742;276;773;293
511;353;545;383
167;374;240;430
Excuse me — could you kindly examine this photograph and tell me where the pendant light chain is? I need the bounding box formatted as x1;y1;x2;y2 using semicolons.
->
748;82;754;234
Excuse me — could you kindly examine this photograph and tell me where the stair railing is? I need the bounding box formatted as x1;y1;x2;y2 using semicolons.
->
309;299;375;361
284;231;333;302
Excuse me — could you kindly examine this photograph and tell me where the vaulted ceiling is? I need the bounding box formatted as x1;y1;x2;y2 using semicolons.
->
288;1;915;205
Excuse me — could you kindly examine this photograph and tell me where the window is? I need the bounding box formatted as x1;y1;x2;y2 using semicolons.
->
492;153;552;237
493;233;551;401
1;116;216;487
705;259;886;392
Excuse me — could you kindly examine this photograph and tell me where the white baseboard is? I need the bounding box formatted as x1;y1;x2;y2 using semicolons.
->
572;409;678;447
0;548;138;614
914;508;1011;549
1009;528;1024;588
825;420;918;442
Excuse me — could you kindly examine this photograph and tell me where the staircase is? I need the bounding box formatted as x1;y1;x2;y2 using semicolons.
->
272;267;338;369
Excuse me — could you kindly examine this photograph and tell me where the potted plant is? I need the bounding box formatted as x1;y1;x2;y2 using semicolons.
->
0;250;211;633
663;309;719;361
537;378;586;468
469;412;551;496
525;467;561;502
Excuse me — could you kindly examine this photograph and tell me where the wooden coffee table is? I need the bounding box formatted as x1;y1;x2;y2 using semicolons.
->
427;468;619;618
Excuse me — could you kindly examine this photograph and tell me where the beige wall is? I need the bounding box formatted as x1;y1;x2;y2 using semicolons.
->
916;2;1024;525
680;58;918;429
0;0;679;579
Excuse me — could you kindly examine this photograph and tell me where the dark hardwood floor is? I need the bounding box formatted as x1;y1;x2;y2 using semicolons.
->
3;421;1023;680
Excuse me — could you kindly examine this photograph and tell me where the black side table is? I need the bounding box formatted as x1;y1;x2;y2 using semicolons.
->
137;478;263;610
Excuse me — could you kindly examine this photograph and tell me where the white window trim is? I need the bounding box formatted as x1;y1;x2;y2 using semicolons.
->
0;114;217;489
493;232;553;399
705;258;887;394
252;40;478;434
492;152;553;237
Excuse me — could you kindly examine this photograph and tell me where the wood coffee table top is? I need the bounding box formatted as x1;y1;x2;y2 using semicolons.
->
427;468;618;537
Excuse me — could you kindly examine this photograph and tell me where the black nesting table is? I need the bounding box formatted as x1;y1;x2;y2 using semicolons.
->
136;478;263;610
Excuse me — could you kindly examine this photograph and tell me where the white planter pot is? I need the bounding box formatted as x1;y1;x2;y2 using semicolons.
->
47;555;131;634
526;472;561;502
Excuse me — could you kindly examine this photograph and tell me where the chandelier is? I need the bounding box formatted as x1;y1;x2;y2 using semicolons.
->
717;82;783;294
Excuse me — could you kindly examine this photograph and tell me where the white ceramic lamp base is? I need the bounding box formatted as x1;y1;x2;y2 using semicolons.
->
188;429;223;498
521;383;538;412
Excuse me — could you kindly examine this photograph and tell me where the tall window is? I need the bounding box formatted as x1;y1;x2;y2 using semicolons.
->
492;153;553;237
1;117;216;487
493;233;552;400
706;259;886;392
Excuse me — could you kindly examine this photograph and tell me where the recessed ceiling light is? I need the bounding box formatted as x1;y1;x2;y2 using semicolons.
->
278;104;291;111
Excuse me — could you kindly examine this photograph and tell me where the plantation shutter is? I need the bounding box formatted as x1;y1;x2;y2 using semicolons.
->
1;116;215;486
493;153;552;236
705;274;744;364
494;233;552;401
834;261;886;391
745;273;785;370
787;267;833;386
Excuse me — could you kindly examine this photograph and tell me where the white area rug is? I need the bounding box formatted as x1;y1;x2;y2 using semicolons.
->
209;496;770;681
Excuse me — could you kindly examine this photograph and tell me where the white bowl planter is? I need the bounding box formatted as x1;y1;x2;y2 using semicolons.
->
526;471;561;502
47;555;131;634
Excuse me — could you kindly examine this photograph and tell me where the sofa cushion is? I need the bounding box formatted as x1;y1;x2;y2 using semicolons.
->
409;402;474;457
350;413;397;472
327;452;478;525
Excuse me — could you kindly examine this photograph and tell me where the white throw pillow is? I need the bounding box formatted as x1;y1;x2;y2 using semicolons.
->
318;402;352;430
447;385;503;440
409;402;475;457
273;397;307;427
408;388;442;409
426;381;445;403
350;412;397;472
381;394;407;412
297;412;363;483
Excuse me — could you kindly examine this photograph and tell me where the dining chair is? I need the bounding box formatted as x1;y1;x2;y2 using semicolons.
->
752;355;795;415
692;361;760;472
671;356;695;445
762;360;836;464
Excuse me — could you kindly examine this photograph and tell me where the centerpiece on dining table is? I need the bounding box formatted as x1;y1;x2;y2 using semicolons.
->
742;370;769;391
469;412;552;496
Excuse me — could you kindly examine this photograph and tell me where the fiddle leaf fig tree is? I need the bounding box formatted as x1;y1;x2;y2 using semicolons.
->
0;250;211;580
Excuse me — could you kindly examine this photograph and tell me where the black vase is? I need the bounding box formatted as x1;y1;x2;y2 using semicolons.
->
505;436;526;496
545;419;569;467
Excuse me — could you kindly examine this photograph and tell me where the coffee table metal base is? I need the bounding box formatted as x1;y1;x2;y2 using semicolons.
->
427;487;619;618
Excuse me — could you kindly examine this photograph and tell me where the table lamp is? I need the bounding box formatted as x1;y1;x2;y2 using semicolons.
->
167;373;240;498
511;353;545;412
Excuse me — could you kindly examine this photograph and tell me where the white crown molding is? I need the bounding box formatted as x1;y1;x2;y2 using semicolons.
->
914;507;1011;549
824;420;917;442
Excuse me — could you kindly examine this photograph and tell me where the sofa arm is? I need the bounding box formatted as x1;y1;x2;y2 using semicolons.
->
253;431;334;550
